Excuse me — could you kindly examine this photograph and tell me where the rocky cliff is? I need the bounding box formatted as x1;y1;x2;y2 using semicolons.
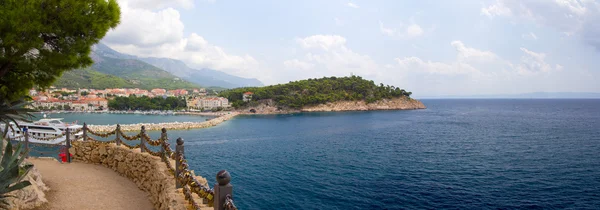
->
241;97;426;114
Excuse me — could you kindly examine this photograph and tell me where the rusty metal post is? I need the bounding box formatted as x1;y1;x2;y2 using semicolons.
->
175;137;184;189
140;125;146;153
83;123;88;141
116;124;121;146
66;128;71;163
214;170;233;210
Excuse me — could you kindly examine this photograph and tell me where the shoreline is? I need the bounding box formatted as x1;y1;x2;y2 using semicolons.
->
237;97;426;115
88;112;239;132
35;110;233;117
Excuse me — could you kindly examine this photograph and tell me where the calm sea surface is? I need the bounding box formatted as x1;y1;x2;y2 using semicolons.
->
32;112;210;125
35;100;600;209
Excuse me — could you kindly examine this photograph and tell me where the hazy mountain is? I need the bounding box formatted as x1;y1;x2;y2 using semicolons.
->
92;43;264;88
419;92;600;99
54;46;199;90
140;57;264;88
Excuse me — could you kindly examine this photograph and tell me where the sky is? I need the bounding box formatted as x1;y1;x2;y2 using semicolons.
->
102;0;600;97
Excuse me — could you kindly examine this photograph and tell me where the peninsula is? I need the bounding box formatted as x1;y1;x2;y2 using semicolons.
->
219;76;426;114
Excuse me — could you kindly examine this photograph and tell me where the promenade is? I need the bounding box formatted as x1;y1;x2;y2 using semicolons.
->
29;158;154;210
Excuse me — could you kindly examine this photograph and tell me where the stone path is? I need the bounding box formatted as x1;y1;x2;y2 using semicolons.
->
28;158;154;210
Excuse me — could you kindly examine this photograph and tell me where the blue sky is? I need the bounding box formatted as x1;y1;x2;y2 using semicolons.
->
103;0;600;97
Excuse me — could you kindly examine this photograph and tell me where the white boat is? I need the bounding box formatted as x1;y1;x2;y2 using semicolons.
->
2;118;83;145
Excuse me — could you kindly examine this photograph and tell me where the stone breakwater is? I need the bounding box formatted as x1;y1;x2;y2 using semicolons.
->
69;141;211;210
88;112;239;132
241;97;426;115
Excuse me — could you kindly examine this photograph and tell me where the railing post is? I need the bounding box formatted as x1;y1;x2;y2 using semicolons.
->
83;123;88;141
160;128;167;155
66;128;71;163
116;124;121;146
214;170;233;210
24;127;29;158
140;125;146;153
175;137;184;189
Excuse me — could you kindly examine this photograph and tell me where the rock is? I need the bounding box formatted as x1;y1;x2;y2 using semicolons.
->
4;162;50;210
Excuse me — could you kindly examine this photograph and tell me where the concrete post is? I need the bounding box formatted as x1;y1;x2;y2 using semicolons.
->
213;170;233;210
175;137;184;189
140;126;146;153
83;123;88;141
116;124;121;146
66;128;71;163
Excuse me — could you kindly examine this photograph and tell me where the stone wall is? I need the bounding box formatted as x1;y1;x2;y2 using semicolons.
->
88;112;239;132
69;141;210;210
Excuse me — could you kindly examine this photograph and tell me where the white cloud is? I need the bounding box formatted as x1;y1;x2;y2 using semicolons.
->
297;35;347;51
522;32;538;40
379;19;425;38
283;59;314;70
119;0;194;10
347;2;359;8
283;35;378;80
481;0;600;49
514;47;562;75
103;1;262;79
395;56;480;75
480;0;512;18
451;41;497;62
406;23;424;37
104;2;184;47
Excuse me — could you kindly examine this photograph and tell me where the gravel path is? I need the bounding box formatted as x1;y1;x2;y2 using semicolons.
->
28;158;154;210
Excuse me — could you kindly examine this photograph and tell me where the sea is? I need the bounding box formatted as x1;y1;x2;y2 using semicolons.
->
32;99;600;209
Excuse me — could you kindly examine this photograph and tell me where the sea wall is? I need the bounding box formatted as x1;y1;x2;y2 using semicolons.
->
88;112;238;132
68;141;210;210
241;97;426;114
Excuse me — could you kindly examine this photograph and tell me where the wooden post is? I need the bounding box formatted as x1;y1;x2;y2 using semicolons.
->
116;124;121;146
140;126;146;153
160;128;167;155
83;123;88;141
24;127;29;158
214;170;233;210
175;137;184;189
66;128;71;163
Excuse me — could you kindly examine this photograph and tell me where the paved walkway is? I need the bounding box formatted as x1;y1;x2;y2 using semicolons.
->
29;158;154;210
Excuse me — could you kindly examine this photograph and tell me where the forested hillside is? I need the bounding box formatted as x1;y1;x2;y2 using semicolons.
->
219;76;412;108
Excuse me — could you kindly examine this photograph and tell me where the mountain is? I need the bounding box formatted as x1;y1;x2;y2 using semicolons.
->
419;92;600;99
91;43;263;88
139;57;264;88
54;45;199;90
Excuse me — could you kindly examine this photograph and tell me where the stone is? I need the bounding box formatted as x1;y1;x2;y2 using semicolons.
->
4;162;50;209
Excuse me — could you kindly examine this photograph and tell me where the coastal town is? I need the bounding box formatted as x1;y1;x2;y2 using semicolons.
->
28;87;235;111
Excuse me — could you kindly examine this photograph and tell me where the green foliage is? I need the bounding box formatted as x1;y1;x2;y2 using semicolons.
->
0;99;34;138
0;141;33;207
108;95;186;111
219;76;412;109
53;66;200;90
0;0;121;100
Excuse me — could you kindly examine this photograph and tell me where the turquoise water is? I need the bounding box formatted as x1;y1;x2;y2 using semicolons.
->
32;113;211;125
31;100;600;209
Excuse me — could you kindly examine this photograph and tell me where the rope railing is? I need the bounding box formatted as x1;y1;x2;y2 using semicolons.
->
17;121;237;210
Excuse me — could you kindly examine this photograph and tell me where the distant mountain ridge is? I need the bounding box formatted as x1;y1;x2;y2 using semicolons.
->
54;44;199;90
419;92;600;99
95;43;264;88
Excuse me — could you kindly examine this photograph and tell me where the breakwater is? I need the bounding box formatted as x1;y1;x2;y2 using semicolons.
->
88;112;238;132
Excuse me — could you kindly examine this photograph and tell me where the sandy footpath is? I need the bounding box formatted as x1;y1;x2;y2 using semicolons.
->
28;158;154;210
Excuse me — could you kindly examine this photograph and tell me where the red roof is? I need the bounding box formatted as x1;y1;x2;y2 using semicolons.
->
244;92;253;95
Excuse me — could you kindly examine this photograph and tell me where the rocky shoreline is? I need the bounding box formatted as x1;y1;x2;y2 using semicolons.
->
239;97;426;115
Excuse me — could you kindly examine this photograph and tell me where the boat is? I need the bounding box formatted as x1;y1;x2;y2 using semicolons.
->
2;118;84;145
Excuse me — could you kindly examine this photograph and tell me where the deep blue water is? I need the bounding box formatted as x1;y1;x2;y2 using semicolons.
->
165;99;600;209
